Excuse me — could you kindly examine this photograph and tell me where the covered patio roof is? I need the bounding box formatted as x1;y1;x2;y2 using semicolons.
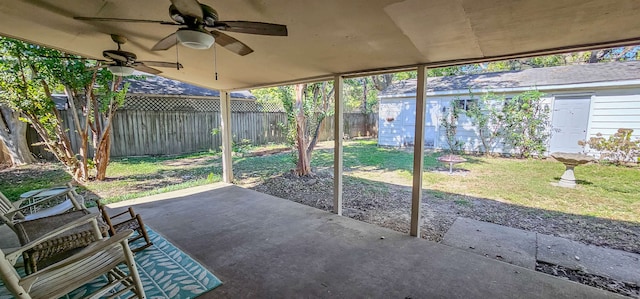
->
2;0;640;91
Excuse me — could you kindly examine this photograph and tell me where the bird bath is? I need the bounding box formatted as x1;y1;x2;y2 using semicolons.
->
437;154;467;174
550;152;594;188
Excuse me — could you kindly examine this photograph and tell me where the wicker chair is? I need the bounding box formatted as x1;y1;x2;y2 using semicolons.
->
0;214;146;299
0;184;103;273
97;201;153;252
14;210;109;273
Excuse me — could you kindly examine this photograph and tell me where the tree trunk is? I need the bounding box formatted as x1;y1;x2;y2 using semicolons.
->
94;125;112;180
0;104;36;165
27;66;83;180
362;78;370;136
294;84;312;176
66;87;89;181
306;114;325;160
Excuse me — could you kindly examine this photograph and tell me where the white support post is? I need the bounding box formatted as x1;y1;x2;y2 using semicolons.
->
410;66;427;237
220;91;234;183
333;76;344;215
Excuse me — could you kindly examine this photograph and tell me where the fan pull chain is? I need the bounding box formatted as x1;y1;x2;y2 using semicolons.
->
175;36;180;70
214;44;218;80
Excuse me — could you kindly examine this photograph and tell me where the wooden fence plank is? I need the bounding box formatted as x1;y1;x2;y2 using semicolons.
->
27;110;377;158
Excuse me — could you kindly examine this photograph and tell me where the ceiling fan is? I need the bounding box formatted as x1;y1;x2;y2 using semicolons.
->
99;34;183;76
74;0;288;56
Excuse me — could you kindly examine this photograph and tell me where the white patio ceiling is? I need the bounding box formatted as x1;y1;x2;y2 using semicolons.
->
2;0;640;91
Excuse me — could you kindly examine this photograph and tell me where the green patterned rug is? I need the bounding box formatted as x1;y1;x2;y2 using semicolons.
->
0;227;222;299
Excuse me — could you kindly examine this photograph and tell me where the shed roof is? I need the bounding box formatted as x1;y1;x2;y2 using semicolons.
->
126;76;255;99
380;61;640;97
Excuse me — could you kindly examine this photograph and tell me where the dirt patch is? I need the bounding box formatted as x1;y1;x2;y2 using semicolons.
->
162;156;218;167
244;169;640;253
243;147;290;157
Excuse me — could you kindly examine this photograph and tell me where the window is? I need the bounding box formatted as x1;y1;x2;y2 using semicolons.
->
454;99;477;111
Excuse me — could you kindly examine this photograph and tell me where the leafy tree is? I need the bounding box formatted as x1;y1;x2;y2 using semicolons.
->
0;37;127;180
501;90;550;158
253;85;297;146
465;92;506;155
480;46;639;72
344;78;377;113
371;74;394;92
253;82;334;176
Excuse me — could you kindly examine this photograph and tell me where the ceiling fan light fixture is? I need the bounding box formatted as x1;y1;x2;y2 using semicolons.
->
108;65;135;76
176;29;215;50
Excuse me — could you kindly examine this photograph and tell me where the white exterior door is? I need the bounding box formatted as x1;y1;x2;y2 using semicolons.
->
549;96;591;153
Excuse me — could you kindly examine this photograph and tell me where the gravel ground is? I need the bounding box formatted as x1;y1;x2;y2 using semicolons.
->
240;168;640;297
536;262;639;298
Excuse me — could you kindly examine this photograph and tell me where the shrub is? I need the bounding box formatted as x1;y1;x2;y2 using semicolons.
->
465;92;506;155
441;101;464;153
501;90;550;158
579;128;640;164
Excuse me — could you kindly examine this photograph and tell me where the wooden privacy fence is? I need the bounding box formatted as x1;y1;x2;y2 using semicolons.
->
27;96;378;158
108;110;290;156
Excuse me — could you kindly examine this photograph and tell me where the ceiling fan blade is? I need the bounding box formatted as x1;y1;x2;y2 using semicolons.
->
38;55;86;60
133;64;163;75
213;21;287;36
74;16;179;25
170;0;203;20
211;31;254;56
151;32;179;51
140;61;183;69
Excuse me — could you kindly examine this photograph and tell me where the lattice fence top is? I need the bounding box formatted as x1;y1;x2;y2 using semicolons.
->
122;95;285;112
257;101;285;112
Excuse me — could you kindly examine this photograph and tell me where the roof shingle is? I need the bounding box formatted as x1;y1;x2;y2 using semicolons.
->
380;61;640;96
125;75;255;99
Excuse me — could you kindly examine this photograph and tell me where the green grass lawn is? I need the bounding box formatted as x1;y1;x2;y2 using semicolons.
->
1;139;638;223
241;139;640;223
0;164;73;200
423;157;639;222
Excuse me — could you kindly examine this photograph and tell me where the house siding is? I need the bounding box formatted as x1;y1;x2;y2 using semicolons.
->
589;88;640;139
379;87;640;156
378;98;440;147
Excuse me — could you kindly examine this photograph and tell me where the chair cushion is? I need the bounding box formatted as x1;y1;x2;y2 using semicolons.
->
23;199;75;221
14;210;109;271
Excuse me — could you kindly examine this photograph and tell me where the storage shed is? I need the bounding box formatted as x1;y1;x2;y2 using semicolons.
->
378;61;640;155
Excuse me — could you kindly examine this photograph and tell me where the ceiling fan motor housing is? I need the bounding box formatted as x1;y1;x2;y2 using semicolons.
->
169;3;218;26
72;1;287;55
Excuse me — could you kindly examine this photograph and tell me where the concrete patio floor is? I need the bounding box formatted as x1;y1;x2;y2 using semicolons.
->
0;183;625;298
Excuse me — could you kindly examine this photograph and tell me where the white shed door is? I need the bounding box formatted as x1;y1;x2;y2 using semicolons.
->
549;97;591;153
